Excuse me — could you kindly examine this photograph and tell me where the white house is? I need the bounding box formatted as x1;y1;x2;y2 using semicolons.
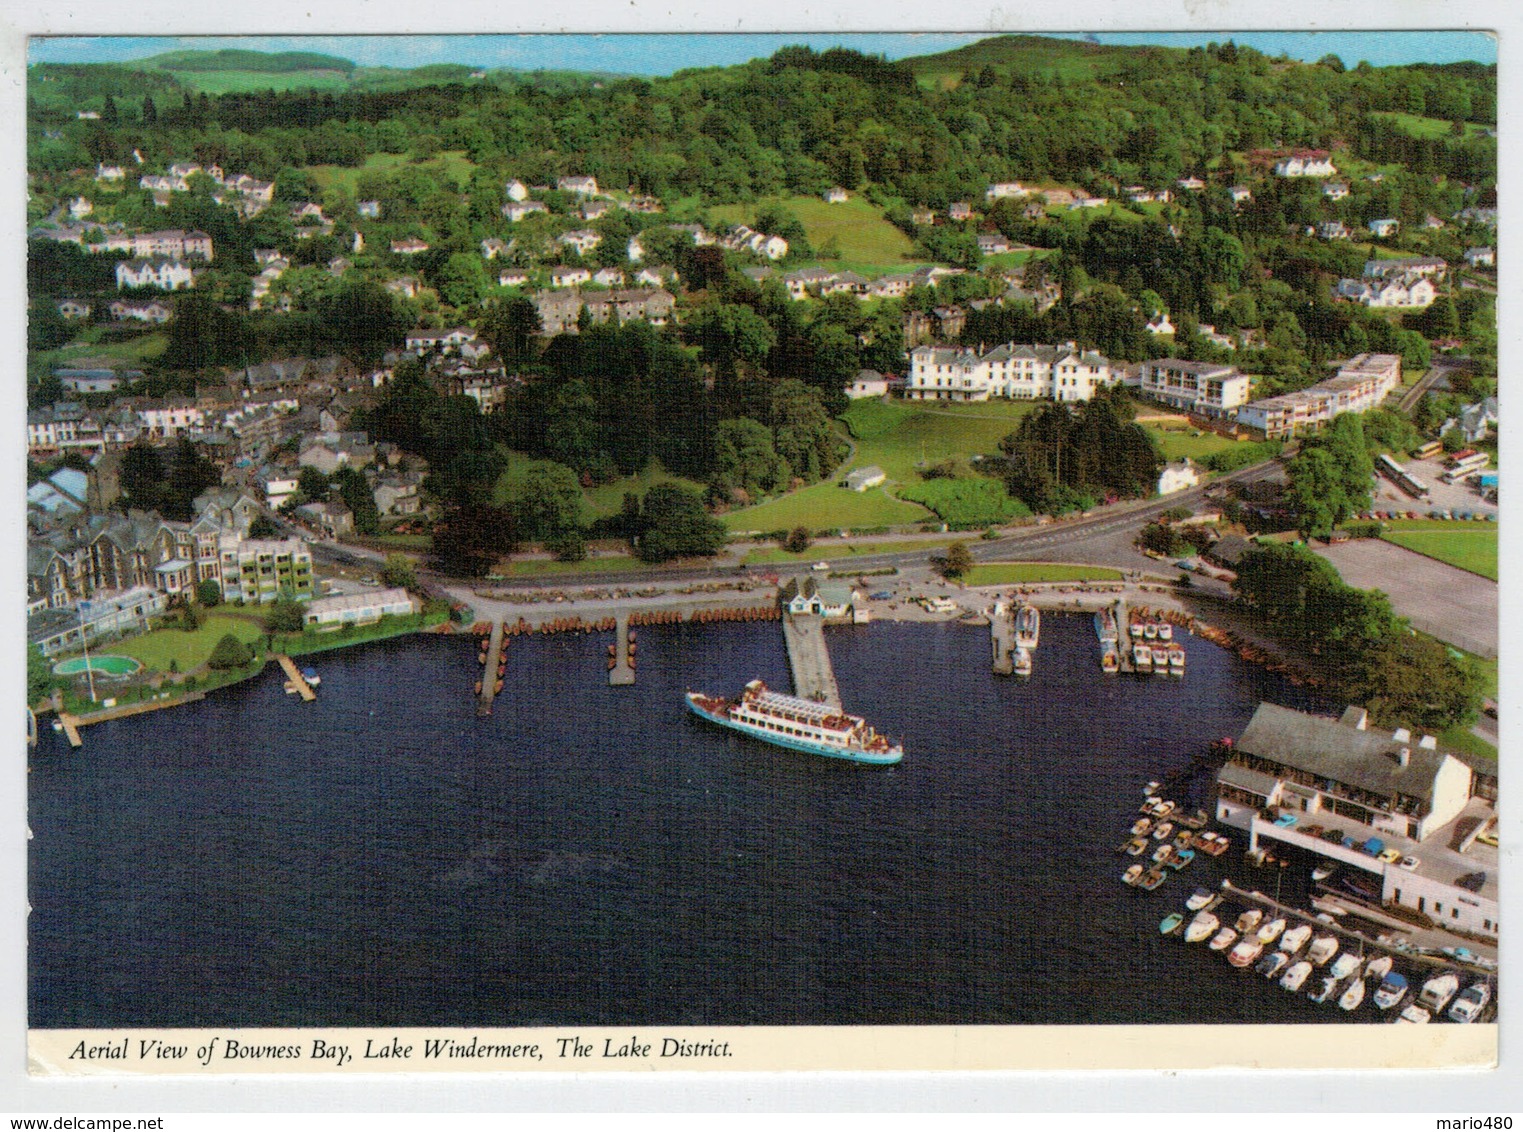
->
303;587;416;630
1321;182;1350;200
480;237;510;260
549;267;593;288
1136;359;1250;417
502;201;548;223
1464;246;1495;268
1157;459;1200;495
1274;152;1337;177
558;229;602;255
847;371;891;399
1335;273;1436;310
504;179;529;202
1237;353;1401;439
1146;313;1176;336
977;234;1012;255
907;342;1114;404
558;176;599;196
1229;185;1252;205
497;268;532;288
824;186;849;203
390;238;430;255
986;182;1026;200
358;200;382;218
626;235;645;262
115;258;195;291
844;465;886;492
1367;218;1400;238
1176;176;1207;192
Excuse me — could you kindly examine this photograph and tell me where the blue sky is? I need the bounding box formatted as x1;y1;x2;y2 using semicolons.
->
27;31;1497;74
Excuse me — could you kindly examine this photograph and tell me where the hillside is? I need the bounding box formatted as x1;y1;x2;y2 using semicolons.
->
902;33;1164;87
141;48;357;73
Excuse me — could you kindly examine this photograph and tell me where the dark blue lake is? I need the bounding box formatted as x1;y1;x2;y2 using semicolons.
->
31;614;1368;1028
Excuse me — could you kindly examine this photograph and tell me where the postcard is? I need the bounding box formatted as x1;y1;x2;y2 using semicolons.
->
12;12;1513;1110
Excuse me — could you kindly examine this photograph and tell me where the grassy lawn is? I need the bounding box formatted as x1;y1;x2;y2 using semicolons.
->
44;332;169;367
1380;521;1497;580
114;614;267;675
979;248;1054;271
722;481;928;533
726;401;1035;533
1140;420;1245;463
582;461;710;520
963;563;1124;586
707;195;918;265
163;69;353;95
743;539;949;565
496;555;652;577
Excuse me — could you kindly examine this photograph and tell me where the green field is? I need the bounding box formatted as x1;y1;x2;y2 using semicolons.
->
1140;421;1246;463
904;34;1144;88
725;401;1036;533
1381;520;1498;580
1371;112;1495;141
497;555;651;577
164;69;353;95
114;614;266;674
44;332;168;369
962;563;1123;585
707;195;918;266
582;461;710;519
309;149;477;195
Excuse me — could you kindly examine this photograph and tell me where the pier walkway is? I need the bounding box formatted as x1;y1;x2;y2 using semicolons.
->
478;620;504;717
780;613;841;708
275;655;316;702
58;714;83;749
610;612;635;686
1113;598;1135;674
990;602;1015;675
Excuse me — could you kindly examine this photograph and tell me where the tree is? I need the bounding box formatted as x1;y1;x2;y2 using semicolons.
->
767;380;843;485
27;644;55;706
784;527;812;553
431;503;520;577
249;515;279;538
478;296;542;366
266;597;306;633
297;466;331;502
207;634;254;670
195;580;222;608
333;466;380;536
1354;632;1485;732
437;251;489;309
505;462;587;547
938;542;974;579
712;417;789;500
635;483;728;563
380;553;419;591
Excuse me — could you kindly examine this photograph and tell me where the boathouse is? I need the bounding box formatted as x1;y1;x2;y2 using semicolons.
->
302;587;416;630
779;577;857;620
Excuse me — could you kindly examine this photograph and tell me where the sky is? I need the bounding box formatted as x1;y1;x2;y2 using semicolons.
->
26;31;1498;75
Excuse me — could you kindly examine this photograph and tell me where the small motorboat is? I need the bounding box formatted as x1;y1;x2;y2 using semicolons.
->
1173;830;1194;849
1134;644;1153;670
1395;1004;1432;1024
1418;973;1460;1013
1235;908;1264;935
1152;844;1175;866
1185;912;1220;943
1447;983;1491;1023
1165;848;1194;870
1256;951;1289;979
1185;887;1215;912
1228;938;1264;968
1124;838;1149;857
1256;918;1287;945
1209;927;1239;952
1177;809;1210;830
1151;821;1175;842
1339;979;1367;1012
1307;976;1341;1005
1122;864;1145;886
1144;622;1158;640
1308;935;1340;967
1329;953;1363;981
1159;912;1185;935
1279;923;1314;956
1279;961;1313;993
1141;796;1164;815
1013;647;1033;676
1131;817;1153;837
1168;646;1186;673
1143;780;1162;795
1365;955;1394;982
1138;867;1166;891
1151;800;1176;820
1373;973;1409;1011
1157;622;1173;642
1311;861;1338;882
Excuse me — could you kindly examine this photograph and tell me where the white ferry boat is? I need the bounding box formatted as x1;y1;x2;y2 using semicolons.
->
686;680;903;765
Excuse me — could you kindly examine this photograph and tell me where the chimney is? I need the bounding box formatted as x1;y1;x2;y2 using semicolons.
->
1396;747;1411;768
1392;727;1412;744
1418;735;1437;750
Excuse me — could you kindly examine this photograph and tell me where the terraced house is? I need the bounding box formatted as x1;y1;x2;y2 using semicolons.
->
905;342;1114;403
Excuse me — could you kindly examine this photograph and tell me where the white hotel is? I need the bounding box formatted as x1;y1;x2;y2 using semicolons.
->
905;342;1113;403
1135;358;1251;418
1237;353;1402;439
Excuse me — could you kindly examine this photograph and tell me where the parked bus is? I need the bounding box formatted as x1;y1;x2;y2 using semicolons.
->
1377;453;1430;498
1411;441;1443;461
1442;451;1490;483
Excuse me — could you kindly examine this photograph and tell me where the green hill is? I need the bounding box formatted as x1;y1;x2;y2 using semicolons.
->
902;33;1163;87
141;48;357;73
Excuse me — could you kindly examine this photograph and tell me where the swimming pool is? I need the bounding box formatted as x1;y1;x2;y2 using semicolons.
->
52;655;142;677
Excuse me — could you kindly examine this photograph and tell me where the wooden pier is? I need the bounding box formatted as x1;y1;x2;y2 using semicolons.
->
275;655;317;702
1113;598;1135;674
780;613;842;708
57;713;83;749
990;601;1015;675
609;612;635;686
478;620;504;716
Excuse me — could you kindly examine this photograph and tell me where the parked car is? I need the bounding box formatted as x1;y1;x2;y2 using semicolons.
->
1273;813;1298;828
1378;848;1402;864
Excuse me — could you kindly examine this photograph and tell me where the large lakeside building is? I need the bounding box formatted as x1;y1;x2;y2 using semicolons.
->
905;342;1114;402
1135;358;1251;417
1236;353;1403;439
1215;702;1498;939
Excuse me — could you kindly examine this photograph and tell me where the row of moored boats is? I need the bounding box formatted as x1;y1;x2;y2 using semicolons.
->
1118;787;1227;891
1162;892;1493;1023
1094;609;1185;674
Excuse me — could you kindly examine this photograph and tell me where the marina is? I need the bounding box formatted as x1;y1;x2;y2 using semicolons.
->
27;615;1492;1029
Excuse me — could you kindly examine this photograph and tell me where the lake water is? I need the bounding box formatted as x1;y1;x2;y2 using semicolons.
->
31;614;1381;1028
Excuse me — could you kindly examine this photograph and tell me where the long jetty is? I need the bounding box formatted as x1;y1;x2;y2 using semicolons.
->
275;655;316;702
990;602;1015;675
478;620;504;716
1113;597;1135;674
609;612;634;686
780;612;841;708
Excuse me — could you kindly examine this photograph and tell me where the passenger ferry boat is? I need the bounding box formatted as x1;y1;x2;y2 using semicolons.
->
685;680;903;765
1094;608;1119;643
